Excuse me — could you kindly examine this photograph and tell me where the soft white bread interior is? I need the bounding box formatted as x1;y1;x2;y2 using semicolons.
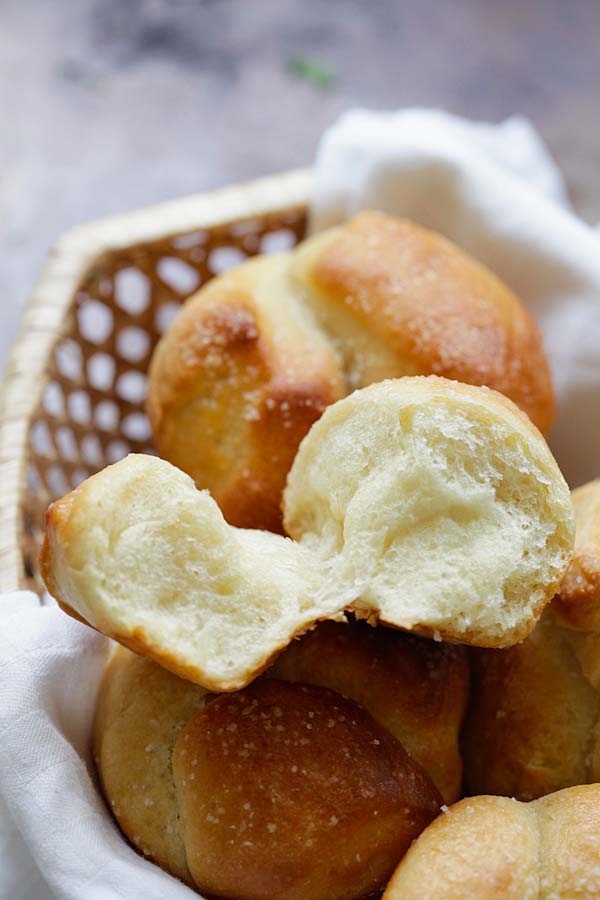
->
383;785;600;900
42;377;574;690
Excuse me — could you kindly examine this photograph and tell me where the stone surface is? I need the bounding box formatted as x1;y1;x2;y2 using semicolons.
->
2;0;600;365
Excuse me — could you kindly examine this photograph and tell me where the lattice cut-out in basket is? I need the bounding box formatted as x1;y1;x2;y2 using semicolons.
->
21;210;308;596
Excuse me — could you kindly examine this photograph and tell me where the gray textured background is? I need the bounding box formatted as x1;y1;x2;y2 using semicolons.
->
2;0;600;366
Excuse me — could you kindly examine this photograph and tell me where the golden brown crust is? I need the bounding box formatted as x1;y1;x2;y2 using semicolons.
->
147;213;555;531
94;653;442;899
147;256;344;532
383;795;538;900
377;612;544;653
463;610;600;800
93;647;208;885
40;492;75;604
52;584;325;695
297;212;554;432
384;786;600;900
173;679;441;900
554;480;600;630
268;620;469;802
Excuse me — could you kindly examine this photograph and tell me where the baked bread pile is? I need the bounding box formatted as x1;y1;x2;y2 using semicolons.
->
147;212;555;532
41;212;599;899
42;377;572;692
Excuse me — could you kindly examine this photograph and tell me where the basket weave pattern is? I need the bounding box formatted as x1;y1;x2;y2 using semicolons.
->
0;172;310;597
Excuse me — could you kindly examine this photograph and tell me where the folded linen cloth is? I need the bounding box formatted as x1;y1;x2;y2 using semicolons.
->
1;109;599;899
0;593;196;900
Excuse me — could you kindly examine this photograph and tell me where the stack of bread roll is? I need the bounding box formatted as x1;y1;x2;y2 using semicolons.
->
41;212;599;899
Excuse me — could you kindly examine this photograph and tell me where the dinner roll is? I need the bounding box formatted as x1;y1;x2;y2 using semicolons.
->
148;212;555;531
284;378;573;647
175;679;441;900
291;213;553;429
42;378;573;690
383;785;600;899
269;619;469;803
94;652;441;900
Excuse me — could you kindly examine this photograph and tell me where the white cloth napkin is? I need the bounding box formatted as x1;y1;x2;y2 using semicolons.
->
0;593;196;900
1;109;599;899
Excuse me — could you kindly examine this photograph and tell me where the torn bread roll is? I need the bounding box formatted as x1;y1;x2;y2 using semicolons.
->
95;649;441;900
148;211;555;531
383;785;600;900
269;620;469;803
42;377;574;690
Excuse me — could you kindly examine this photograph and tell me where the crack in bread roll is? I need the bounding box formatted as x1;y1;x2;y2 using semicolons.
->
42;377;574;690
148;212;555;531
464;480;600;800
383;785;600;899
268;620;469;804
95;651;441;900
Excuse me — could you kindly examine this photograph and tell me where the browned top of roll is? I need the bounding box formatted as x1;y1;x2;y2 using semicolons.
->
173;678;441;900
295;212;554;431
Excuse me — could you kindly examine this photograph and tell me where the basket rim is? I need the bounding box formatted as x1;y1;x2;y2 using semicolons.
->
0;167;312;593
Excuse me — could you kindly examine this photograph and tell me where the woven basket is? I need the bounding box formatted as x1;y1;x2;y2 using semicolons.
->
0;168;312;597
